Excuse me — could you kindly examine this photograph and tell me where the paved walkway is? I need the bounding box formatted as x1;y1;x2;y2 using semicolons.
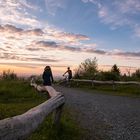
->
55;86;140;140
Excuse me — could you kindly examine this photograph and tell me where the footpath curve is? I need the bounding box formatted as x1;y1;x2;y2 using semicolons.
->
55;86;140;140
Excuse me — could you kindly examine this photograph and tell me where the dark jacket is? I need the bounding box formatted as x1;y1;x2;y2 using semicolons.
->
42;71;54;86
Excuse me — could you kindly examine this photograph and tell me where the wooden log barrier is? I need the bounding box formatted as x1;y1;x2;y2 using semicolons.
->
0;85;65;140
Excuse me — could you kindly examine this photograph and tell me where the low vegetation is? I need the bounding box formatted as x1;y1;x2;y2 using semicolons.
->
73;58;140;97
28;108;84;140
0;76;85;139
0;79;47;120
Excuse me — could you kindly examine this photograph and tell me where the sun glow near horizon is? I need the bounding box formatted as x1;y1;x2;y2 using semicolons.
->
0;63;138;79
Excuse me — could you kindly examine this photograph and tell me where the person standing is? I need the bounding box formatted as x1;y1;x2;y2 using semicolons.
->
42;66;54;86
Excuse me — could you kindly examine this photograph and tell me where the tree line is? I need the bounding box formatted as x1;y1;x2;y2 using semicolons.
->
0;59;140;82
74;58;140;81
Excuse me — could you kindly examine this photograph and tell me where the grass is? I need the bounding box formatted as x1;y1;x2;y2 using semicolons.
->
28;107;85;140
0;79;85;140
70;81;140;97
0;79;47;119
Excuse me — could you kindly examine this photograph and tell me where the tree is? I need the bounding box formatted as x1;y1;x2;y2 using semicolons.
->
111;64;120;75
74;58;98;79
131;69;140;81
126;67;131;77
135;69;140;78
96;65;120;81
100;71;120;81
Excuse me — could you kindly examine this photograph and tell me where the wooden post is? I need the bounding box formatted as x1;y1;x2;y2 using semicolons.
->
92;80;95;88
53;104;64;126
112;80;116;90
76;81;79;87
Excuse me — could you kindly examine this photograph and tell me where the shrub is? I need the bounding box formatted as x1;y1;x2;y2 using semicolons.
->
131;69;140;81
98;71;120;81
2;69;17;80
74;58;98;79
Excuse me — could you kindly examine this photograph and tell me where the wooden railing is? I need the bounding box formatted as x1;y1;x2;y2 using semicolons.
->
72;79;140;85
0;82;65;140
72;79;140;89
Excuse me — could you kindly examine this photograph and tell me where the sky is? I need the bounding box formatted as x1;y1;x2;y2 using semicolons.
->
0;0;140;77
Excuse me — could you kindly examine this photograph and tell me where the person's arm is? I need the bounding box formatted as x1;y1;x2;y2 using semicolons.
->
50;71;54;83
42;72;45;80
63;70;68;76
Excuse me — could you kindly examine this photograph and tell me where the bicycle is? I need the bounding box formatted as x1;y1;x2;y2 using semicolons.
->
59;75;71;87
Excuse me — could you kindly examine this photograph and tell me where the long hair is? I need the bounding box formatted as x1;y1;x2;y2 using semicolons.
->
44;66;51;73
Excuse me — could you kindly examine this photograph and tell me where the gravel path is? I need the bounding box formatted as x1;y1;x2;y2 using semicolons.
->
55;86;140;140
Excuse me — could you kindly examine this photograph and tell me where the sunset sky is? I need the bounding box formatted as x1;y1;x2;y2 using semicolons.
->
0;0;140;77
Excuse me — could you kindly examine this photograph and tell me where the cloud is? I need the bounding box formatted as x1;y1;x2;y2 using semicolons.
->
0;0;40;27
113;51;140;57
0;23;140;63
0;62;68;70
36;41;57;48
81;0;101;8
82;0;140;36
0;52;25;61
26;40;106;55
0;1;90;42
82;43;97;48
44;26;90;42
84;48;106;54
27;40;140;59
0;24;23;33
0;23;92;65
0;24;45;53
0;24;43;36
45;0;66;15
26;41;57;51
0;52;59;62
1;0;88;42
26;48;44;51
24;29;44;36
134;25;140;37
53;32;90;42
25;57;59;62
0;24;89;46
98;5;131;28
0;48;7;51
114;0;140;14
